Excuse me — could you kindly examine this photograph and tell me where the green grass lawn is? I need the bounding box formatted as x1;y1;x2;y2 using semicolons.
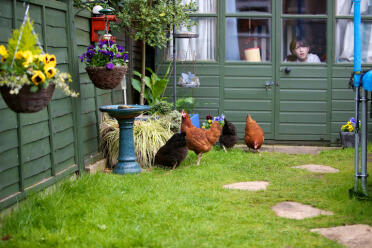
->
1;147;371;248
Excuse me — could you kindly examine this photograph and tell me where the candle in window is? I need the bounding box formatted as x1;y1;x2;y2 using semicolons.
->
244;47;261;62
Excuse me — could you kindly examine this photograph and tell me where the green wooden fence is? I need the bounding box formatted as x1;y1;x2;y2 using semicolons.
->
0;0;127;210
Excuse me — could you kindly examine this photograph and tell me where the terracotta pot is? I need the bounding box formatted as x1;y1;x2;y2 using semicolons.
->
0;83;55;113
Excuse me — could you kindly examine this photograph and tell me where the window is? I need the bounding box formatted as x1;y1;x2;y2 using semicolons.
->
282;19;326;63
282;0;327;63
336;0;372;63
168;0;217;61
225;0;272;62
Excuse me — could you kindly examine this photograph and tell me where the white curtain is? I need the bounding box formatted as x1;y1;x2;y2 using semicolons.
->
168;0;217;61
225;0;240;60
337;0;372;62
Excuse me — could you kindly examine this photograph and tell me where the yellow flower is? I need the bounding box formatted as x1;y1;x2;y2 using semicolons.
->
31;70;46;85
208;120;212;123
0;45;8;58
22;61;30;68
44;66;56;78
202;126;205;129
1;57;6;63
159;12;165;17
44;54;57;67
15;51;24;60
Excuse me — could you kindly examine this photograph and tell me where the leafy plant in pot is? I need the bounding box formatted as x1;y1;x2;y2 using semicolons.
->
80;39;128;89
0;16;78;113
340;117;361;148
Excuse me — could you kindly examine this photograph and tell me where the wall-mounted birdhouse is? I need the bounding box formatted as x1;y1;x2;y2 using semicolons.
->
90;15;117;42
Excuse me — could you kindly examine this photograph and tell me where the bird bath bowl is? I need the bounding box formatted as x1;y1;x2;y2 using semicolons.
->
99;104;150;174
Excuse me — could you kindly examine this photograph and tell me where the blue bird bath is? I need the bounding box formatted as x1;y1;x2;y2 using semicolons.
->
99;104;150;174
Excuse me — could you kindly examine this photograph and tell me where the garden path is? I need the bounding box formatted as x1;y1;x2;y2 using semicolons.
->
226;145;372;248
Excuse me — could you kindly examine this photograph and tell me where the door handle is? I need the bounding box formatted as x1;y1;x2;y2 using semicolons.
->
265;81;275;91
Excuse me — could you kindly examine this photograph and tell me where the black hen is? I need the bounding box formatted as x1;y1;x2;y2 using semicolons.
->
219;119;238;152
154;132;188;169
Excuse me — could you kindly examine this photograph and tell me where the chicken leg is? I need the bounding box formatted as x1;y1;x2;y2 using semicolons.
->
197;153;203;165
172;161;178;170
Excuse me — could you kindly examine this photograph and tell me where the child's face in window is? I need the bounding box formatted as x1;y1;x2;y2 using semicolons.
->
294;42;310;61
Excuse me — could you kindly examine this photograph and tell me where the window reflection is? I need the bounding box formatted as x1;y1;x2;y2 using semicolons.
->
336;0;372;16
282;19;326;63
226;18;271;61
336;20;372;63
168;18;217;61
226;0;271;13
283;0;326;15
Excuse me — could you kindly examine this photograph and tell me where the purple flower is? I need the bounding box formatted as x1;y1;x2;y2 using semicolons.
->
350;117;356;124
106;62;114;70
117;45;124;52
88;45;94;50
116;54;122;58
122;53;128;61
79;53;86;62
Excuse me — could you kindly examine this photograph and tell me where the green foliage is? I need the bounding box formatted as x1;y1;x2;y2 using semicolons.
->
117;0;197;48
176;97;195;113
7;17;41;64
131;63;171;105
148;100;173;115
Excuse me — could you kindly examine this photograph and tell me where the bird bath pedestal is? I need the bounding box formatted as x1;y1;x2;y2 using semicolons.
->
99;104;150;174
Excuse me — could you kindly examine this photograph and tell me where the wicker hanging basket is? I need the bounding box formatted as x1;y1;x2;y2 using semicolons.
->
0;83;55;113
86;65;128;90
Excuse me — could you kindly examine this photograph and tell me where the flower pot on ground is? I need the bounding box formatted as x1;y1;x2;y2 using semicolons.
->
80;39;128;90
0;15;78;113
340;117;361;148
340;131;361;149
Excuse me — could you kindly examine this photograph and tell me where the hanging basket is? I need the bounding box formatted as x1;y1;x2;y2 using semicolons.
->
86;65;127;89
0;83;55;113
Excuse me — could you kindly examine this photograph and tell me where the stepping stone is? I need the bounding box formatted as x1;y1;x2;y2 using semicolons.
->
293;164;339;173
272;201;333;220
310;224;372;248
223;181;269;191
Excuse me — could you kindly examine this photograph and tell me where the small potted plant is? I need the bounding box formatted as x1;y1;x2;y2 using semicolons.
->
79;39;128;89
202;114;225;130
0;16;78;113
340;117;361;148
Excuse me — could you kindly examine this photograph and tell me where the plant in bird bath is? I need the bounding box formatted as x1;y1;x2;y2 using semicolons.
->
117;0;197;105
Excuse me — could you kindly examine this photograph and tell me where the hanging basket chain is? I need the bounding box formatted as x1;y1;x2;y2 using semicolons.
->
11;4;44;69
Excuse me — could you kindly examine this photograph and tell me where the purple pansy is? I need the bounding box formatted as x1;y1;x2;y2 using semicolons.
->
106;62;114;70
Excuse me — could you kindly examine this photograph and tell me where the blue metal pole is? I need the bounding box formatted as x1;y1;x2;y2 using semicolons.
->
353;0;362;193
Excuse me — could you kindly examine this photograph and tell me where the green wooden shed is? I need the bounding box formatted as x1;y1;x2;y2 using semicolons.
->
158;0;372;144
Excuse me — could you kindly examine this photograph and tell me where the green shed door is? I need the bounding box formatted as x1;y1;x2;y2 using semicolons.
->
224;0;275;140
274;0;329;141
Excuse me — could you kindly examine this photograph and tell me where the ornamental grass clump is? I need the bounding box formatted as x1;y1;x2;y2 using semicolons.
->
0;16;78;97
100;114;173;169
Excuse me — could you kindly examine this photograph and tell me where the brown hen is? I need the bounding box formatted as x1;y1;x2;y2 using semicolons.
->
181;110;222;165
244;114;264;151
